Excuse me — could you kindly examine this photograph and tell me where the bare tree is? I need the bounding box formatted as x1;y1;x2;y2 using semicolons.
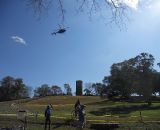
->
64;84;72;95
27;0;132;26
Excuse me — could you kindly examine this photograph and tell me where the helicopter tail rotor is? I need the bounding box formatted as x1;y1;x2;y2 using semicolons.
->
51;32;56;35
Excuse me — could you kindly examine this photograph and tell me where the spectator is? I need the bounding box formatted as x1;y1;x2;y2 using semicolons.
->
44;104;53;130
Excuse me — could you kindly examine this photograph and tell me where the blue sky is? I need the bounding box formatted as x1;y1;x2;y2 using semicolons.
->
0;0;160;93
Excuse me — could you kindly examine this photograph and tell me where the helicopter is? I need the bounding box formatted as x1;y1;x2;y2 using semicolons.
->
51;25;69;35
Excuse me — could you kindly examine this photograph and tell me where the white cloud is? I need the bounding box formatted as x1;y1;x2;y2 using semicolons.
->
123;0;139;9
109;0;139;10
11;36;26;45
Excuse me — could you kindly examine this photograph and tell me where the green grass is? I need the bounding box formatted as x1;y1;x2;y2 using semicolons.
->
0;96;160;129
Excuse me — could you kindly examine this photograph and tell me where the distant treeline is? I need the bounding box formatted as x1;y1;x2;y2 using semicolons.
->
0;52;160;104
34;83;72;97
0;76;73;101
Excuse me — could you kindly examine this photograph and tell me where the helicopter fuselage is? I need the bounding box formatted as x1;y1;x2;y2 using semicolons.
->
51;28;67;35
57;29;66;33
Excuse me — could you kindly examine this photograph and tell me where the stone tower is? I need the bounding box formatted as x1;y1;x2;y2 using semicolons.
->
76;80;83;96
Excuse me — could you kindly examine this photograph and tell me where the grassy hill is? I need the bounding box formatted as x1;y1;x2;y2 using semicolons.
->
26;96;102;105
0;96;160;130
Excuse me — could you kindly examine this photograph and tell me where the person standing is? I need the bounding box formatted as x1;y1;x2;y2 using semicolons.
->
74;99;81;117
44;104;53;130
74;99;80;109
78;105;86;129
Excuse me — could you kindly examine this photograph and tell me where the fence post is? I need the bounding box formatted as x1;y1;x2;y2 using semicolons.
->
139;111;143;122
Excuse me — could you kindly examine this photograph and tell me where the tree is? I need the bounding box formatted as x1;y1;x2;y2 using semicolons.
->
84;88;92;96
0;76;29;101
14;78;29;98
84;83;94;95
103;59;136;98
27;0;133;26
152;72;160;96
133;53;155;105
92;83;105;96
34;84;51;97
64;84;72;95
155;63;160;95
84;82;107;96
0;76;15;100
51;85;62;95
103;53;157;104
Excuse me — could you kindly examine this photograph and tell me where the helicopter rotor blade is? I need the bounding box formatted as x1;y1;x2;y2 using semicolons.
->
58;24;62;29
64;27;69;29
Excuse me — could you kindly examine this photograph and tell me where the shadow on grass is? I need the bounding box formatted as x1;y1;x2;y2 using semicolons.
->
52;123;62;129
85;99;115;106
86;97;160;106
89;104;160;116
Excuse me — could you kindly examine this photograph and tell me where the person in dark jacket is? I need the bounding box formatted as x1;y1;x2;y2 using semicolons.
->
78;105;86;129
75;99;80;109
44;104;53;130
74;99;81;117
